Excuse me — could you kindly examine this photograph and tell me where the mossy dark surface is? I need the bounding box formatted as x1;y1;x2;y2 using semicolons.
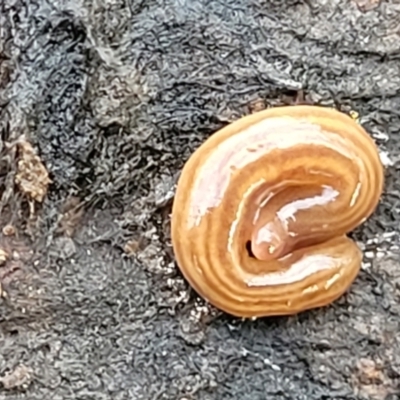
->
1;0;400;399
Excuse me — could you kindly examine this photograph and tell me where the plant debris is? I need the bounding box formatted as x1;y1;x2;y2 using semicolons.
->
0;365;32;390
14;140;50;203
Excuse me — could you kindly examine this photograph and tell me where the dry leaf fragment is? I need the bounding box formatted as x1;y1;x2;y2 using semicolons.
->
0;365;32;389
0;248;9;265
2;225;16;236
124;239;140;255
352;0;381;11
15;141;51;203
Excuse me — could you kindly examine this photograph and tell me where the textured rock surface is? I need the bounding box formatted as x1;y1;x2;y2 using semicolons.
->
1;0;400;399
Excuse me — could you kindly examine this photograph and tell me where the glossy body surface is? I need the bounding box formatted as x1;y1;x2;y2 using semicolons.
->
170;105;384;318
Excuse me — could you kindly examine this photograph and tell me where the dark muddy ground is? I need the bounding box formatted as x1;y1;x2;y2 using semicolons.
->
1;0;400;399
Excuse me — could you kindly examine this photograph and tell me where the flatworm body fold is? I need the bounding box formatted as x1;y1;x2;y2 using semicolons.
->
171;105;384;318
